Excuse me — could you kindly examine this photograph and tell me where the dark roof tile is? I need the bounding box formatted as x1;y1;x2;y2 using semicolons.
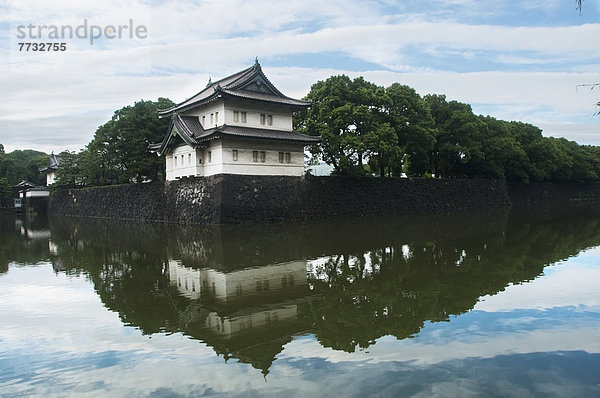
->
157;61;309;117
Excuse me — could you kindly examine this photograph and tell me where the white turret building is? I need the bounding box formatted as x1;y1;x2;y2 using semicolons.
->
150;61;319;180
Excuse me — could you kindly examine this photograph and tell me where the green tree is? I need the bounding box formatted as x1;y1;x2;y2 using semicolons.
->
85;98;174;184
297;75;391;176
54;151;83;188
0;149;48;186
55;98;174;187
365;122;400;177
0;178;10;198
385;84;436;177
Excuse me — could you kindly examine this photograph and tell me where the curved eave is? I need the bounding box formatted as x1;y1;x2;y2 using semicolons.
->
197;126;321;145
157;92;222;117
149;116;200;156
221;90;311;109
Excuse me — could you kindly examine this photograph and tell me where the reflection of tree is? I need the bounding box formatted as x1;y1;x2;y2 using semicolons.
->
301;204;600;353
41;203;600;368
0;215;51;272
48;217;183;334
47;217;314;375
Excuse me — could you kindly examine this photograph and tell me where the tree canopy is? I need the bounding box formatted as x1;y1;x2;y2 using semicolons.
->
54;98;174;187
0;148;48;188
296;75;600;182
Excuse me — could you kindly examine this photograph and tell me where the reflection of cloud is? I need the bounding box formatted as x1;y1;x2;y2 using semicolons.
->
280;323;600;367
474;258;600;311
2;251;600;396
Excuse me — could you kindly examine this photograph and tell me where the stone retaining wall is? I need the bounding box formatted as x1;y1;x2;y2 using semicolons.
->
49;175;513;224
48;175;599;224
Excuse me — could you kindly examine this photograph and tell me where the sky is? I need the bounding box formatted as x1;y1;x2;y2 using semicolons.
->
0;0;599;154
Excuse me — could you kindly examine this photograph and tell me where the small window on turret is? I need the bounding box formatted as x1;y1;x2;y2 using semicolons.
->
241;112;247;123
267;115;273;126
260;114;266;125
233;111;239;122
232;149;238;161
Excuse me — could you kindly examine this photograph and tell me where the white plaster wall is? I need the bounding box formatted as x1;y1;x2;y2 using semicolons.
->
202;141;224;176
46;171;56;186
25;190;50;198
183;101;225;129
224;106;293;131
166;145;203;180
213;139;305;177
165;140;306;179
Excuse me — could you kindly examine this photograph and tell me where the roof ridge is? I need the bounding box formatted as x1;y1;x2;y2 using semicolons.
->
157;61;310;117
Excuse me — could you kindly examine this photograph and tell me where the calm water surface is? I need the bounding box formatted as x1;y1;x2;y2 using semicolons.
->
1;205;600;397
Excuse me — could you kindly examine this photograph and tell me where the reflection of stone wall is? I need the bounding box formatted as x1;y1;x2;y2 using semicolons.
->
508;182;600;205
50;175;514;224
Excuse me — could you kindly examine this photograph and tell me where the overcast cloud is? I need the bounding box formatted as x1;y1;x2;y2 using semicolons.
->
1;0;599;153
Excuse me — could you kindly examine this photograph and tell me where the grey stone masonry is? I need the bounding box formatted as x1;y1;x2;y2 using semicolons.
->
49;175;516;224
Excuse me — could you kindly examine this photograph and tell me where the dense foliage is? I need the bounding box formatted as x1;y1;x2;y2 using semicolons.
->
2;73;599;190
54;98;174;187
0;145;48;198
296;75;600;182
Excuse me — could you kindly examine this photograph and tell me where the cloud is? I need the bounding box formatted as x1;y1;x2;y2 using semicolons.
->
1;0;599;153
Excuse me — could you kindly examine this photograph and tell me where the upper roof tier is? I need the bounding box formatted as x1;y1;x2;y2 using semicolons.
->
157;60;311;117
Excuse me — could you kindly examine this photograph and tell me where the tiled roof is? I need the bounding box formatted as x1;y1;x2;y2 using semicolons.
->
220;89;311;107
157;61;310;117
39;153;60;172
175;115;203;141
149;114;201;155
197;124;321;144
150;116;320;156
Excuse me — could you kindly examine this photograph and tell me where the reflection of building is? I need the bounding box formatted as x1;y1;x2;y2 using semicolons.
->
16;218;51;240
169;259;306;301
168;258;311;375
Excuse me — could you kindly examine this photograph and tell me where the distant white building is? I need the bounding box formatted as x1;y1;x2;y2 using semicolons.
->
150;60;320;180
39;153;60;186
306;161;334;176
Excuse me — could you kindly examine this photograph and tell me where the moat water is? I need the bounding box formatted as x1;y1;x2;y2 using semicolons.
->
1;205;600;397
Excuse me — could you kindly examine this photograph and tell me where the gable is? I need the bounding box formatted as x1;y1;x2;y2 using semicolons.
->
239;75;278;96
157;61;310;118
